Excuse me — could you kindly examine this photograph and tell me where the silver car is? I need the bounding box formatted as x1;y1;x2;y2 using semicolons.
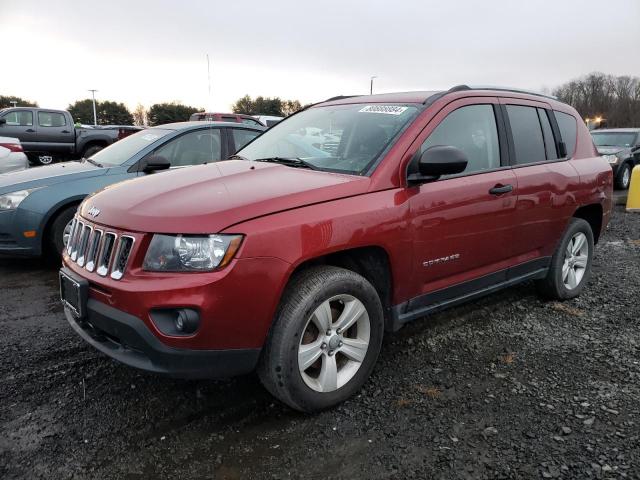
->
0;136;28;174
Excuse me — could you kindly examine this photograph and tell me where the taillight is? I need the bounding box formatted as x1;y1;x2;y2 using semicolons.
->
0;143;23;153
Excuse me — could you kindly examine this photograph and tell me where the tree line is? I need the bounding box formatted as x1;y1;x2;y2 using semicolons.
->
4;73;640;128
553;72;640;128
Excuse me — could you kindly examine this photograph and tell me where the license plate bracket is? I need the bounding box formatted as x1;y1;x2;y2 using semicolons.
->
59;269;89;320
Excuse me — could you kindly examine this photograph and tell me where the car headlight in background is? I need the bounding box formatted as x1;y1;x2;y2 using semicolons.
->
0;188;39;211
602;154;619;165
143;234;243;272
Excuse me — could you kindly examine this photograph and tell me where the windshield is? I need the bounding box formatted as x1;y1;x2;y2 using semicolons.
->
591;132;637;148
89;128;172;166
237;103;420;175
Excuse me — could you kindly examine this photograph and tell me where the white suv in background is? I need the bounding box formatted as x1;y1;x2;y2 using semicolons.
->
0;137;28;174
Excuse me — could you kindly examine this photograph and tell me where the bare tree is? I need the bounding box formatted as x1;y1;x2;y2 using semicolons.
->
133;104;147;126
553;72;640;128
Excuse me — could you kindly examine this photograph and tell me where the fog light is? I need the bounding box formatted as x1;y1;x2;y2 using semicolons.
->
150;308;200;336
175;309;199;333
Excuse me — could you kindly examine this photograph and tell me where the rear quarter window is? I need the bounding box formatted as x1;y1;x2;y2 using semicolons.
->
554;111;577;158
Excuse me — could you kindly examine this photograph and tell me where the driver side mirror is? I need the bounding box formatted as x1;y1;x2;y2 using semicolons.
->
0;118;6;125
139;155;170;173
408;145;468;185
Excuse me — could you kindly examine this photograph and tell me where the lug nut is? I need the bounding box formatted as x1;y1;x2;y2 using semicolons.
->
328;350;334;356
321;343;327;350
339;341;343;347
336;328;342;335
326;330;332;336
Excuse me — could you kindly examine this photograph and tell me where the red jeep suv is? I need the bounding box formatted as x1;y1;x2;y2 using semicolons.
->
61;86;612;412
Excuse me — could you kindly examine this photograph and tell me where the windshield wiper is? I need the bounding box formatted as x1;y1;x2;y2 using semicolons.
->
83;157;104;168
254;157;319;170
228;154;248;160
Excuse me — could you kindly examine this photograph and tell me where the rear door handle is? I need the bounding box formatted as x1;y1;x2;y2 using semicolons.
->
25;128;35;133
61;130;70;133
489;184;513;195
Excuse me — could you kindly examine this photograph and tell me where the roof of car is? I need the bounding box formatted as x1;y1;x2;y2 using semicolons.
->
591;128;640;133
154;121;265;130
317;85;563;107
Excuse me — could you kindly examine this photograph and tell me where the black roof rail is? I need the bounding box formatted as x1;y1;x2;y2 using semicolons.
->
323;95;358;102
445;85;557;100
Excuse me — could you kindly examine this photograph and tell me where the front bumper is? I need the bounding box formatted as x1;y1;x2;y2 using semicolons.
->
0;209;41;256
64;297;261;379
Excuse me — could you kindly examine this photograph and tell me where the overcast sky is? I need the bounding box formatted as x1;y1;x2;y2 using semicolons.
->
1;0;639;112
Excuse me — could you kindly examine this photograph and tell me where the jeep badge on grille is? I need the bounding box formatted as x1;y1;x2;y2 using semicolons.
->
87;206;101;218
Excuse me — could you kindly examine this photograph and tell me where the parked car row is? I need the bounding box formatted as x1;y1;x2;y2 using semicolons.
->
591;128;640;190
190;112;284;127
35;86;611;412
0;121;264;258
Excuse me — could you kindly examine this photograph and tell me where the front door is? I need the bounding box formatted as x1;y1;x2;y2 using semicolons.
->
406;98;519;309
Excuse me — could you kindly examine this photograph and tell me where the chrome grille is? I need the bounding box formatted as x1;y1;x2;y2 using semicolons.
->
110;236;134;280
66;216;134;280
97;233;116;277
85;230;102;272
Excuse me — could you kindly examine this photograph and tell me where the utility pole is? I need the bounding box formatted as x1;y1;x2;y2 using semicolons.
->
206;54;212;110
88;89;98;125
370;76;377;95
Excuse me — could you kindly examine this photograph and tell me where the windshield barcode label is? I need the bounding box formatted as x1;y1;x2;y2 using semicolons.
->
359;105;408;115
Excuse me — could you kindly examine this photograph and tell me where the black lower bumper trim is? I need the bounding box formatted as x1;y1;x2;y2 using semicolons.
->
65;299;260;379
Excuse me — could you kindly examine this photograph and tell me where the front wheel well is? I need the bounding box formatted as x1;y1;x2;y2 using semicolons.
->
573;203;603;244
43;201;81;249
82;141;108;154
288;246;394;328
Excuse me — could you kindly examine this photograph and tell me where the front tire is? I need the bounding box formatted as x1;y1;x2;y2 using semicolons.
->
258;266;384;412
48;205;78;259
615;162;632;190
536;218;594;300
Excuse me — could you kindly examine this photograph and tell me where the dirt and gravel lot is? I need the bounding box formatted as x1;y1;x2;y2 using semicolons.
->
1;205;639;479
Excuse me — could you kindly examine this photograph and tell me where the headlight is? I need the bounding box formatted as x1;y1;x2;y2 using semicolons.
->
602;154;619;165
0;188;39;211
143;234;243;272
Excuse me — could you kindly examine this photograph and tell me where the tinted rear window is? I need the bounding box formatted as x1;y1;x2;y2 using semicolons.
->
506;105;546;165
554;111;577;158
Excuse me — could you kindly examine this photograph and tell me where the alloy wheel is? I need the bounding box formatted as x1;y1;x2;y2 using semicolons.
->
562;232;589;290
298;294;370;393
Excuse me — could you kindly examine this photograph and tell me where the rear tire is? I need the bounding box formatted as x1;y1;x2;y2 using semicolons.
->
615;162;632;190
258;266;384;412
48;205;78;260
83;145;104;158
535;218;594;300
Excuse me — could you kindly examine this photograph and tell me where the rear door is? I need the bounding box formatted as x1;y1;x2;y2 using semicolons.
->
36;111;75;154
500;99;578;262
407;97;520;305
0;109;37;149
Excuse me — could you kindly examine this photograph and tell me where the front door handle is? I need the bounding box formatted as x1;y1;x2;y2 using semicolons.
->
489;184;513;195
25;128;35;133
61;130;70;133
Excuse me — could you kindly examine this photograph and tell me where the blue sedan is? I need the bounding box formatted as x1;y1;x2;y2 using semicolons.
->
0;121;264;258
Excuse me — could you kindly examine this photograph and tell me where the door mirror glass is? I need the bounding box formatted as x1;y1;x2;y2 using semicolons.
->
409;146;468;183
140;155;171;173
0;118;6;125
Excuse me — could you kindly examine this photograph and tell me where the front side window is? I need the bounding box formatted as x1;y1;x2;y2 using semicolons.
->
420;104;500;174
3;110;33;126
238;103;420;175
232;128;260;151
554;111;577;157
506;105;546;165
153;128;222;167
38;111;66;127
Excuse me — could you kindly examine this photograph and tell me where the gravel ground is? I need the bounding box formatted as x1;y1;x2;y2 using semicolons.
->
1;206;639;479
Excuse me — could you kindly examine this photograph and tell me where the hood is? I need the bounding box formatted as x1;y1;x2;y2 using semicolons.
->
596;146;627;155
80;160;370;233
0;161;106;193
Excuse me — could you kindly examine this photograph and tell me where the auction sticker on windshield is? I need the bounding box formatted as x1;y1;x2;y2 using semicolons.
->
359;105;409;115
